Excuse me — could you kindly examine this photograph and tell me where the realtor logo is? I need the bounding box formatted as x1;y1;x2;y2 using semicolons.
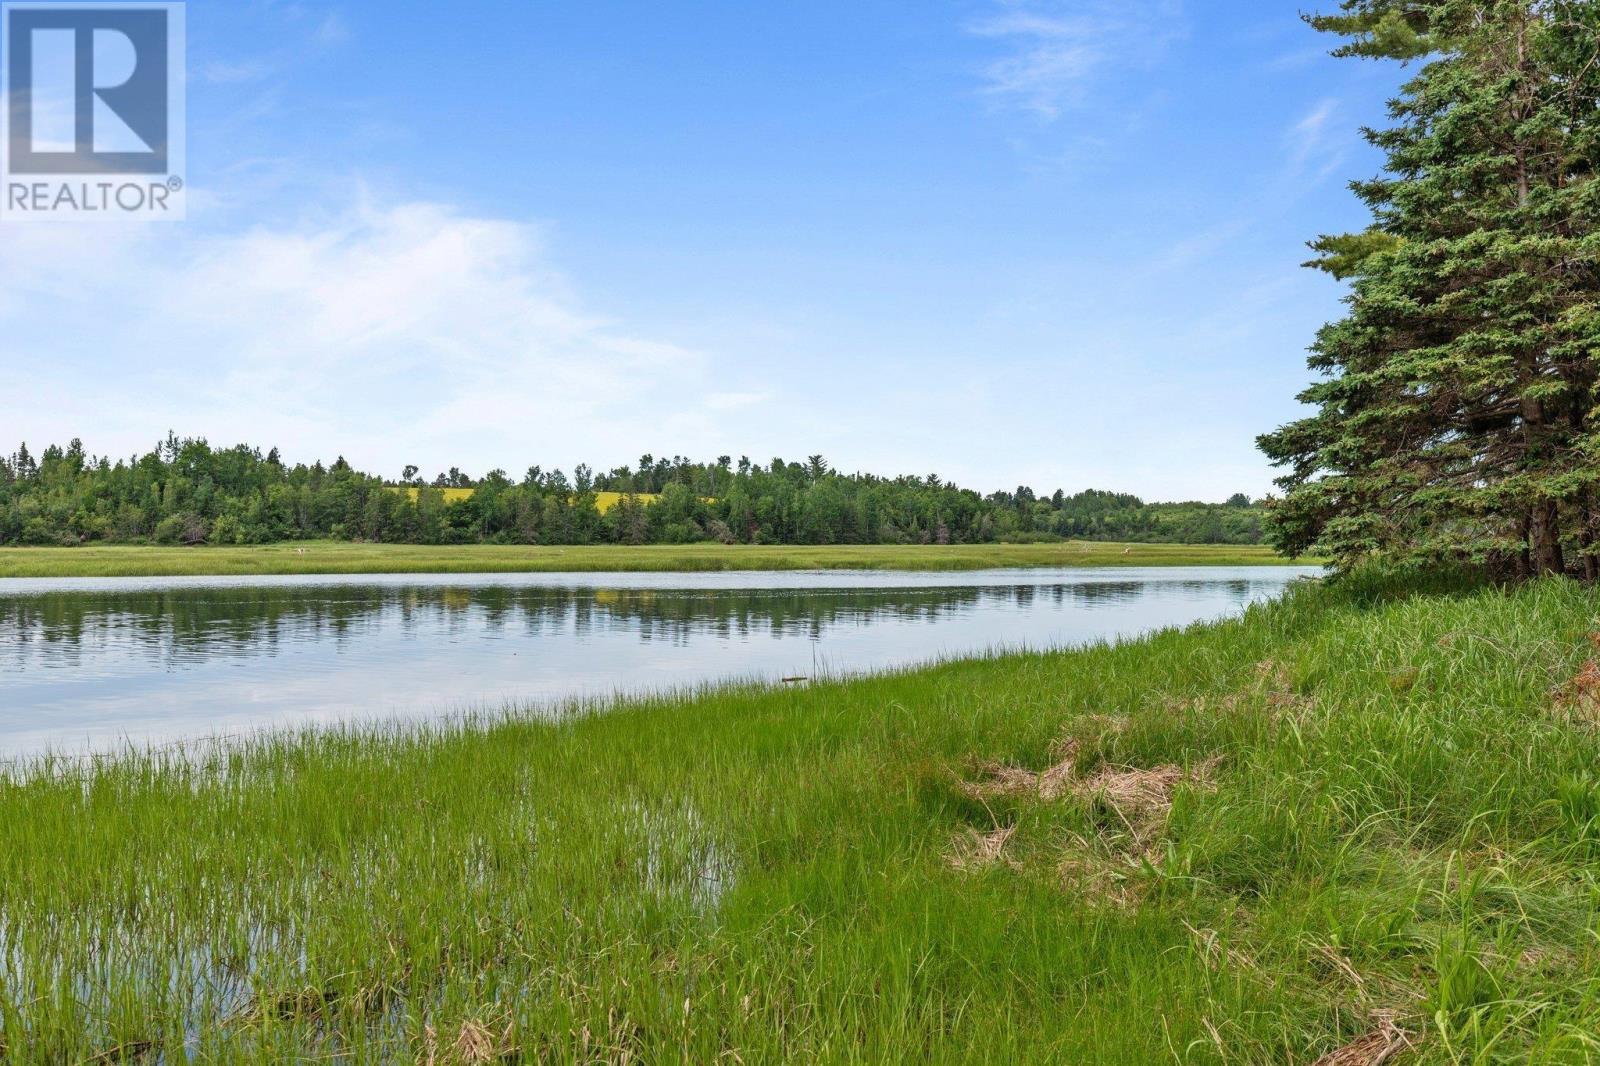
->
1;1;185;220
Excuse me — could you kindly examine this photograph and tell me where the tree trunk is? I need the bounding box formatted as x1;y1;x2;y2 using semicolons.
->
1520;335;1564;573
1529;498;1565;576
1583;494;1599;583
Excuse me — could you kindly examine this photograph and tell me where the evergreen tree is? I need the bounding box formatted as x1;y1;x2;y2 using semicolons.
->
1260;0;1600;577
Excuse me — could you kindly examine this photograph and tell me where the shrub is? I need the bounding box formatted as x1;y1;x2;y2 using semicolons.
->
998;531;1063;545
153;513;209;546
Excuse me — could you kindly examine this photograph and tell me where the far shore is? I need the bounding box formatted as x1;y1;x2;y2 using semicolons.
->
0;540;1307;580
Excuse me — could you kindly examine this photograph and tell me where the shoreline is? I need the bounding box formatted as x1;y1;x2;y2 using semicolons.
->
0;540;1305;579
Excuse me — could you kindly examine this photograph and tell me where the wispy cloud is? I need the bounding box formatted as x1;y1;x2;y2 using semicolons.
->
0;192;742;475
1151;219;1249;271
1285;97;1345;181
966;0;1183;120
193;5;347;90
313;11;349;47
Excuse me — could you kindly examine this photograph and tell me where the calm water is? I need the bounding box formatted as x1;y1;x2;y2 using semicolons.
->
0;566;1318;757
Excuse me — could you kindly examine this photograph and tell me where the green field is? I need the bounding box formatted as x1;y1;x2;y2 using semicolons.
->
3;573;1599;1061
0;540;1301;579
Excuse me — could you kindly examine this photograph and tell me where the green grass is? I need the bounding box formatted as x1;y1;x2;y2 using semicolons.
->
0;540;1298;579
5;573;1600;1062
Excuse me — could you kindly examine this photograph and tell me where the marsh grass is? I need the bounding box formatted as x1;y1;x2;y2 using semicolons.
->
0;540;1301;580
3;575;1600;1061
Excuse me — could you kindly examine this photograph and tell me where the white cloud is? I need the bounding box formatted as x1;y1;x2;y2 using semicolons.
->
967;0;1183;120
1151;219;1249;271
0;195;739;477
1286;97;1344;178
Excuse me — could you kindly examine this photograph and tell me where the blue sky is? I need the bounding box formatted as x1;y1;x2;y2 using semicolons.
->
1;0;1407;500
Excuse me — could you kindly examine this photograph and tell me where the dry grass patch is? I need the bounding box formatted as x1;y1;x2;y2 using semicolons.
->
948;825;1018;871
960;736;1219;817
1056;836;1157;910
1310;1010;1414;1066
952;731;1223;902
1075;755;1223;840
1553;633;1600;726
419;1016;518;1066
960;738;1081;802
1077;762;1188;819
1049;758;1220;909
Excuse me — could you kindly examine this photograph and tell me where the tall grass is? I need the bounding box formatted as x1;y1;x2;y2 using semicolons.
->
2;576;1598;1061
0;541;1301;580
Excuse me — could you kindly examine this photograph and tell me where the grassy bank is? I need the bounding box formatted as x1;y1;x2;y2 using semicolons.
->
5;574;1599;1061
0;540;1298;579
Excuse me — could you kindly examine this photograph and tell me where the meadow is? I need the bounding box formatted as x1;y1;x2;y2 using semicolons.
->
0;540;1297;579
3;572;1599;1061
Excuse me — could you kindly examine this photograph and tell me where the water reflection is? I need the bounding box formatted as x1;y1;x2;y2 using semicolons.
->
0;567;1316;756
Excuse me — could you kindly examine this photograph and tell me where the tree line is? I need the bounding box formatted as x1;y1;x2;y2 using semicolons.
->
0;435;1264;547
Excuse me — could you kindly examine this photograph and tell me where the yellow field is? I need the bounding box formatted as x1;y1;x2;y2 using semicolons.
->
394;486;477;504
591;491;661;514
390;487;660;513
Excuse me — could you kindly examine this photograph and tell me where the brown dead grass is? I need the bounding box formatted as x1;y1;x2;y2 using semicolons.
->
1078;754;1220;824
1050;758;1220;909
961;736;1218;817
952;729;1223;905
1057;836;1157;909
961;738;1081;802
1310;941;1373;1002
1077;762;1187;817
948;825;1018;870
418;1016;518;1066
1309;1010;1413;1066
1554;634;1600;726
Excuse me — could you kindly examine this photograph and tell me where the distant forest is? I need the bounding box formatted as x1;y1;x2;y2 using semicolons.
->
0;436;1265;547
